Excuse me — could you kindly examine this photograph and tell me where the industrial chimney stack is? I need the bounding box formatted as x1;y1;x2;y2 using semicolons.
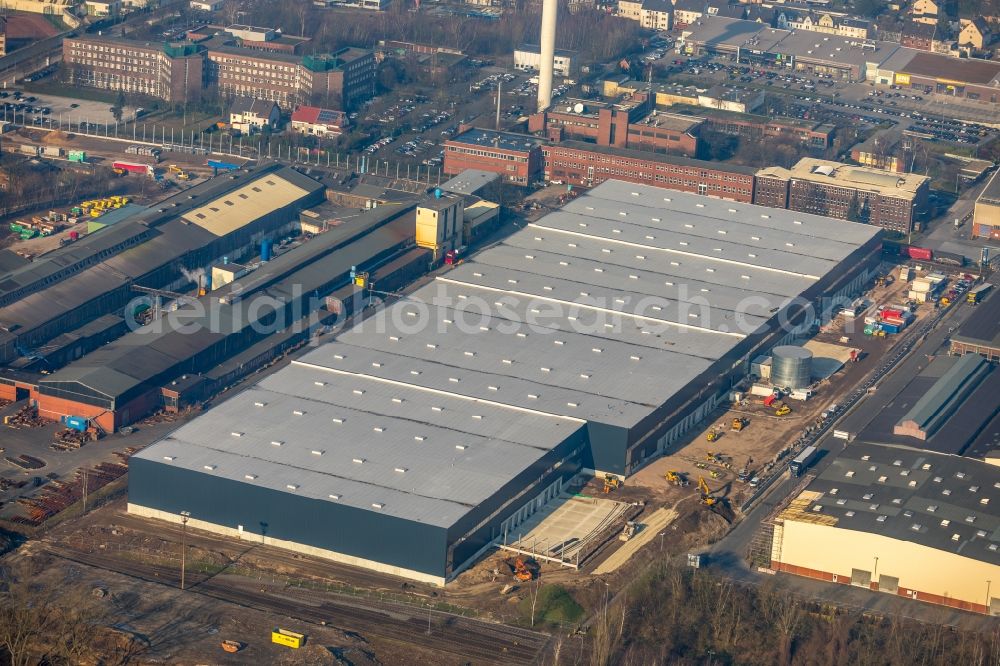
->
537;0;558;112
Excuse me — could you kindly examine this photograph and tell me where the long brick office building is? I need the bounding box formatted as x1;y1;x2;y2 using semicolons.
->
755;158;930;233
543;141;756;202
63;33;375;109
443;130;756;202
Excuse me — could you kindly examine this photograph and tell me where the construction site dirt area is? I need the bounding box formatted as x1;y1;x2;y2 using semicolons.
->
629;266;928;508
31;499;555;665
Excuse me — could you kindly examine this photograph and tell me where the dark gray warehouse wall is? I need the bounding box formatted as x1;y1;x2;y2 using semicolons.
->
129;457;449;578
586;422;630;475
446;426;589;573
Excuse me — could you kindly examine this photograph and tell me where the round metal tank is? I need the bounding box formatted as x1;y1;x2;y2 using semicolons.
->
770;346;813;390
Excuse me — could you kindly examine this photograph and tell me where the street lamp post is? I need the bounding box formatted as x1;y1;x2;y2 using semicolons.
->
987;580;992;616
603;581;610;626
180;510;191;590
873;556;879;590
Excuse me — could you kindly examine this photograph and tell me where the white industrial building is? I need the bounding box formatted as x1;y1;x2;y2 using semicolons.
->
515;44;578;78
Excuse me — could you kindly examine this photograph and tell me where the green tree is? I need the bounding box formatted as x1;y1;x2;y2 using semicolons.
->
111;91;126;123
846;192;862;222
852;0;884;18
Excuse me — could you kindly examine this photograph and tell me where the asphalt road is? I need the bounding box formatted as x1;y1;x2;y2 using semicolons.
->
703;289;997;630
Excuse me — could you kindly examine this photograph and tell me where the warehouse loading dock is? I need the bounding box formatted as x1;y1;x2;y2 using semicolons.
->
498;494;631;567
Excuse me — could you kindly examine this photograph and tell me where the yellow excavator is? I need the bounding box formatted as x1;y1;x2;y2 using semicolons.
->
731;417;747;432
706;428;720;442
775;403;791;417
697;476;719;507
603;474;621;493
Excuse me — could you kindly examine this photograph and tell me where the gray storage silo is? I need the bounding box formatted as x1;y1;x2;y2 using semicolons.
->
770;346;813;390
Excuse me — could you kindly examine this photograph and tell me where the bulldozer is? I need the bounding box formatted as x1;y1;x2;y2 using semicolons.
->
706;428;721;442
603;474;621;493
665;470;688;487
731;417;747;432
775;403;791;417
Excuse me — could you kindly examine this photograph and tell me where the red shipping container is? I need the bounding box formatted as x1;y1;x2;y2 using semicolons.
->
881;308;903;318
882;316;905;326
907;247;933;261
764;394;777;407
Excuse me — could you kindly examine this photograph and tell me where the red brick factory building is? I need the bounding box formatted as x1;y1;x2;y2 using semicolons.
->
542;141;755;202
528;95;701;157
443;128;546;185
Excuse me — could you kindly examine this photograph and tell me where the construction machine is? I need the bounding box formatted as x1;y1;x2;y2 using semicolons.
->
738;457;753;482
619;521;638;542
775;404;791;417
603;474;621;493
168;164;191;180
509;556;538;581
221;640;243;653
665;470;688;487
514;558;533;581
697;476;719;507
731;417;747;432
706;428;720;442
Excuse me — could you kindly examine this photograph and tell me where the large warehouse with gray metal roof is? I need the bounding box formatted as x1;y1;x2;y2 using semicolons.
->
130;179;883;584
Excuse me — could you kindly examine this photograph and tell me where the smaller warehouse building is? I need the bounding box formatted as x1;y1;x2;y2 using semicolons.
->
950;284;1000;361
773;442;1000;614
892;353;993;441
973;170;1000;241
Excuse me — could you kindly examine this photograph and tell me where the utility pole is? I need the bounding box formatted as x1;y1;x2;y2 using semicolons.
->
81;469;88;515
180;510;191;590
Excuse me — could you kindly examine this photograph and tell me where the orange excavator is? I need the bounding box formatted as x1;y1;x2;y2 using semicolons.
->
507;556;537;581
221;640;242;653
514;557;533;581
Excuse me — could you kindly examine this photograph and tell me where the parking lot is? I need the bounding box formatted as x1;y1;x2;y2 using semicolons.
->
1;89;136;128
654;53;998;150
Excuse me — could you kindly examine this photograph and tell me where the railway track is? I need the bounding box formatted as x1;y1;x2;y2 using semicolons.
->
46;544;549;664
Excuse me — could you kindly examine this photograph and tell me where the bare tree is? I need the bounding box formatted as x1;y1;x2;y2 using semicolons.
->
530;578;542;627
0;570;57;666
